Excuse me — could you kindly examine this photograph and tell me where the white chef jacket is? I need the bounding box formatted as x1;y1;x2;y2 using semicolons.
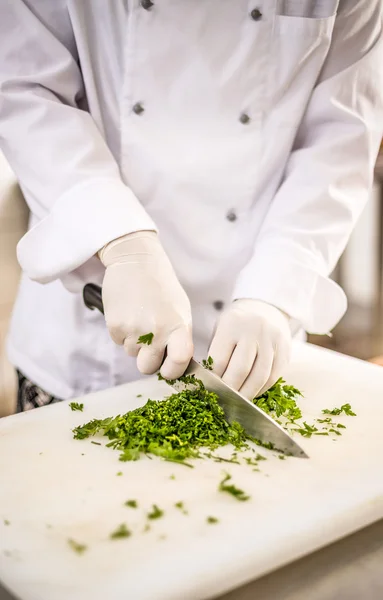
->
0;0;382;400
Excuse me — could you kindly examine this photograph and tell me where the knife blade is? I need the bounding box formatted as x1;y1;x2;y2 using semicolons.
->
83;283;308;458
172;359;308;458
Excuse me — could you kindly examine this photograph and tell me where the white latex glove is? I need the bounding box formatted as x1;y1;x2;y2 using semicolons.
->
208;299;292;399
99;231;193;380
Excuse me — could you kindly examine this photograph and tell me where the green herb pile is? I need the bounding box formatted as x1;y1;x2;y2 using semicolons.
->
254;378;356;439
73;377;250;464
254;378;303;422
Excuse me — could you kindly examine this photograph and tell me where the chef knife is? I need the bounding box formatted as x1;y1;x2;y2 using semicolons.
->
83;283;308;458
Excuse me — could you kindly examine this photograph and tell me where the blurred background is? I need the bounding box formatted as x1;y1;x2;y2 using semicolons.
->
1;146;383;417
309;145;383;362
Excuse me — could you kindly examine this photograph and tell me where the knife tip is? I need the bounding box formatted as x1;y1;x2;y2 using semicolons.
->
298;449;310;459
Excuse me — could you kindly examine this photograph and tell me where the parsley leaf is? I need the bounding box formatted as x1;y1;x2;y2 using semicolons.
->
147;505;164;520
202;356;214;370
329;428;342;436
69;402;84;412
253;378;302;422
137;333;154;345
175;501;188;514
207;516;219;524
125;500;138;508
110;524;131;539
293;422;318;438
322;403;356;416
68;539;87;554
219;472;250;502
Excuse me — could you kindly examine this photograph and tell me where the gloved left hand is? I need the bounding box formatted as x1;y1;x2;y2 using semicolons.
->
208;299;292;399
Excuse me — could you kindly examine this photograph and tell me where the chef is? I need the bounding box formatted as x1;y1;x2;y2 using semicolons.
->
0;0;382;411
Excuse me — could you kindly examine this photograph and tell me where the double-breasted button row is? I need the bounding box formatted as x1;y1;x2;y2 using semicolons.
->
133;103;250;126
136;5;261;123
140;1;262;20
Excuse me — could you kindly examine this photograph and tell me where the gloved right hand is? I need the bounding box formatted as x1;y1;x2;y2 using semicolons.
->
99;231;193;380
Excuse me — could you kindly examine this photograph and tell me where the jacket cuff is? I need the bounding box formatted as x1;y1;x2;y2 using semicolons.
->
232;240;347;334
17;178;157;283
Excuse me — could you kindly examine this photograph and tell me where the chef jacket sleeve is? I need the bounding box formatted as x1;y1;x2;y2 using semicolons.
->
0;0;156;285
232;0;383;334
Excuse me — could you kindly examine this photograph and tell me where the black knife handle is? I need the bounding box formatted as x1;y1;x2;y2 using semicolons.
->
83;283;104;315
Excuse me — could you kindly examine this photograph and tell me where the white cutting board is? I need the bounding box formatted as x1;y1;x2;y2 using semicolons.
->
1;342;383;600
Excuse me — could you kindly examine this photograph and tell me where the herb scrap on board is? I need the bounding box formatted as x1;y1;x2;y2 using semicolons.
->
322;403;356;417
147;505;164;520
110;524;131;539
68;539;87;554
218;472;250;502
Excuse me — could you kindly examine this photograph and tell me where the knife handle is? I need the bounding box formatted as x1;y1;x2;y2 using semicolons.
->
83;283;104;315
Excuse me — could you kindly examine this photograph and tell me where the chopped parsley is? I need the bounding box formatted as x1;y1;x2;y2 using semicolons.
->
175;501;188;514
254;378;302;421
322;403;356;416
69;402;84;412
3;519;10;526
219;472;250;502
244;456;262;467
68;539;87;554
329;428;342;436
73;379;252;464
204;452;240;465
202;356;214;370
292;422;318;438
90;441;101;446
147;505;164;520
125;500;138;509
137;333;154;345
116;471;123;476
252;379;356;440
253;438;275;450
207;516;219;524
110;524;131;539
